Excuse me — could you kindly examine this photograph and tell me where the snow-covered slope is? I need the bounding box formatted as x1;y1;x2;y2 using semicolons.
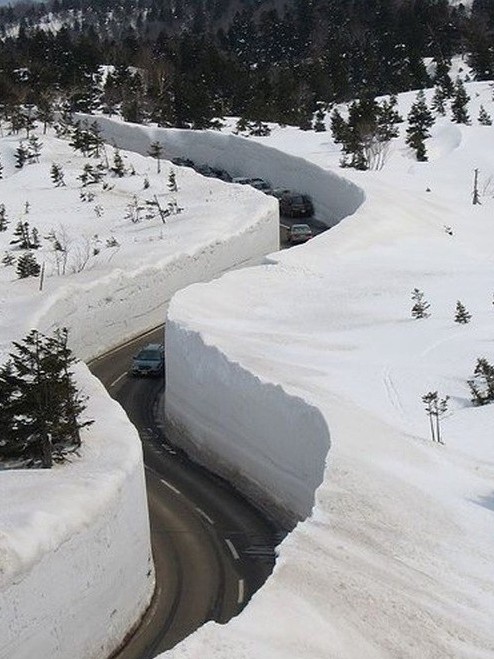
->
163;82;494;657
0;125;278;658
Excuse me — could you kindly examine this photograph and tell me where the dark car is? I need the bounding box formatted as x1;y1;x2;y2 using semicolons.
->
288;223;313;244
131;343;164;377
249;178;272;193
279;193;314;218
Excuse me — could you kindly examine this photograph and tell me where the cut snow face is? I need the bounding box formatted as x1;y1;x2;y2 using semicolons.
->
163;81;494;658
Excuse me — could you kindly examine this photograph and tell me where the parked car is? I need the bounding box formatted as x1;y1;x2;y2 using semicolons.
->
279;193;314;218
249;178;272;193
270;187;292;199
287;223;313;244
131;343;164;377
232;176;254;185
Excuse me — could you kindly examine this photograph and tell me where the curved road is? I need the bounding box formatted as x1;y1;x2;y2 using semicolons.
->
89;327;288;659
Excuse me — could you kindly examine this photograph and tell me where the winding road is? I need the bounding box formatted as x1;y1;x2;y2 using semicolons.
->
89;327;288;659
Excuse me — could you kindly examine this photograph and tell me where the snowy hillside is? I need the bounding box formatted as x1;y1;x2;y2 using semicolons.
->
163;82;494;657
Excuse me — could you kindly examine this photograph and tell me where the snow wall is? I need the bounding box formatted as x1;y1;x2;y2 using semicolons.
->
1;123;281;658
0;367;153;659
82;115;365;227
165;319;330;522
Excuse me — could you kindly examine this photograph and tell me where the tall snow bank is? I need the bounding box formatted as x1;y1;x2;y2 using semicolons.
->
161;83;494;658
0;126;278;658
0;366;153;659
85;115;364;226
165;316;330;522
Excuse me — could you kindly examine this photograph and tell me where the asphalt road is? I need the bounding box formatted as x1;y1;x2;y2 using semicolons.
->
89;328;287;659
280;215;330;246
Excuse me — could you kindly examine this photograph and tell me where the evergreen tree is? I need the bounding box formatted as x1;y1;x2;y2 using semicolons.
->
0;328;92;467
431;86;447;115
78;163;104;186
313;106;326;132
50;163;66;187
478;105;492;126
10;220;31;249
148;141;164;173
14;143;28;169
27;134;42;163
330;108;348;144
454;300;471;324
2;251;15;267
0;156;3;179
168;168;178;193
406;91;434;161
16;251;40;278
451;78;470;124
0;204;8;231
468;357;494;406
411;288;430;319
110;149;125;177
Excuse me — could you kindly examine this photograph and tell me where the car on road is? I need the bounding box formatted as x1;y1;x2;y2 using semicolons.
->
279;193;314;218
270;187;292;199
249;178;272;193
287;223;312;244
232;176;254;185
131;343;164;377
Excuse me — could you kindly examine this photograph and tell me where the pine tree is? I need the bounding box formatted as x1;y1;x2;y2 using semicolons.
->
168;168;178;193
451;78;470;124
10;220;31;249
468;358;494;406
27;134;42;163
313;106;326;132
411;288;430;319
0;204;8;231
14;143;28;169
0;156;3;179
478;105;492;126
0;328;92;467
454;300;472;324
431;86;447;115
330;108;348;144
2;251;15;266
16;252;41;278
406;91;434;161
422;391;449;444
110;149;125;177
148;141;164;173
50;163;66;187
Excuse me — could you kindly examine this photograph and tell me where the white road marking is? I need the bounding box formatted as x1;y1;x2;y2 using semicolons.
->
195;507;214;525
110;372;127;388
225;538;239;560
160;479;181;495
237;578;245;605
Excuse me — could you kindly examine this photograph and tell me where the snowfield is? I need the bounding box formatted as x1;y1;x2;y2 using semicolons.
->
0;124;278;658
163;81;494;658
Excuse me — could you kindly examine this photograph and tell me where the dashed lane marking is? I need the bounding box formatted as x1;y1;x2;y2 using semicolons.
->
110;372;127;388
160;478;181;496
195;507;215;525
225;538;239;560
237;579;245;605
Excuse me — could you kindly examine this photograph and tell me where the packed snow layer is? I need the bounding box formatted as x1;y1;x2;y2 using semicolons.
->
0;367;154;659
166;319;329;522
87;114;364;227
163;82;494;657
0;124;278;657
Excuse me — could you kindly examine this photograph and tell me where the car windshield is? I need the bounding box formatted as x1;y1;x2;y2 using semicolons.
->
292;225;310;233
289;196;305;204
136;350;162;361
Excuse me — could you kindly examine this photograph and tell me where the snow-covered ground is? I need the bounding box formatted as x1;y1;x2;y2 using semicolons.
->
163;82;494;657
0;124;278;658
